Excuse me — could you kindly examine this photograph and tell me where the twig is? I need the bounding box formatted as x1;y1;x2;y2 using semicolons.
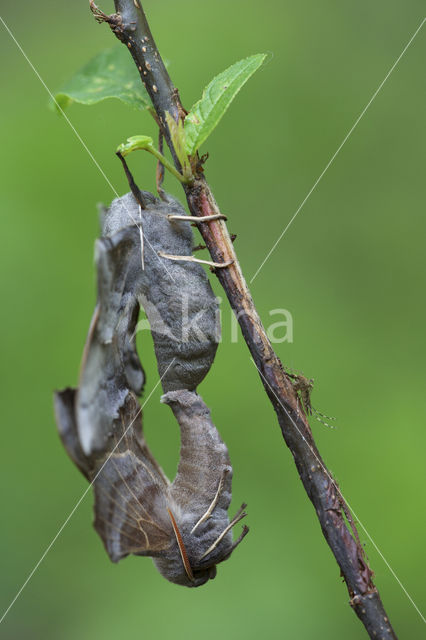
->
116;150;147;209
168;213;227;223
158;251;233;269
156;130;166;199
92;2;398;637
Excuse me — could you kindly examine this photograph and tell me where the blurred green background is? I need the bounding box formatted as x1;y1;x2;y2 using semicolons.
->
1;1;425;638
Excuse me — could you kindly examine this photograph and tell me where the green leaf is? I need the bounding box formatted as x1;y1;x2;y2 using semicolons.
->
117;135;154;156
184;53;266;155
116;134;191;185
51;47;151;113
165;113;192;181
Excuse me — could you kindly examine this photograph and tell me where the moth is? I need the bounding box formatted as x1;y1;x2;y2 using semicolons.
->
55;191;248;586
55;387;248;586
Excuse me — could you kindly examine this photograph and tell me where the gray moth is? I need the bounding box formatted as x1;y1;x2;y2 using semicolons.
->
78;190;221;455
55;387;247;586
55;191;248;586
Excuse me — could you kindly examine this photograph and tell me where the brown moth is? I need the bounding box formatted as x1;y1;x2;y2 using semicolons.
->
55;191;248;586
55;387;248;586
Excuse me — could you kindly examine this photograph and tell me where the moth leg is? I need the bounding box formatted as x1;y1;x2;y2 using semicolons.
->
312;407;337;429
192;243;207;252
295;396;301;420
190;468;230;534
200;503;248;560
289;382;303;420
229;525;249;553
158;251;234;269
167;213;227;223
313;407;336;421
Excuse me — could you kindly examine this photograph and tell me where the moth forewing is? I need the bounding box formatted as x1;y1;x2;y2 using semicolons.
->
93;451;174;562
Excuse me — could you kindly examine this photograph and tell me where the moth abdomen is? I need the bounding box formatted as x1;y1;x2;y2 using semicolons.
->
162;391;234;519
147;390;248;587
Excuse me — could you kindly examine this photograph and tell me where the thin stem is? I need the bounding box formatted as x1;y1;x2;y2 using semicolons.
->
156;130;166;198
146;145;190;184
116;151;147;208
117;134;191;184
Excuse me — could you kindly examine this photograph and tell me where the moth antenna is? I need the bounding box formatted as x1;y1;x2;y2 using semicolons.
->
191;468;230;534
158;251;234;269
167;213;227;223
167;508;194;582
200;503;247;560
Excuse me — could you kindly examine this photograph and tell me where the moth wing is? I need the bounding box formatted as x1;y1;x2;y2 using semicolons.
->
93;450;173;562
54;387;90;480
76;231;145;457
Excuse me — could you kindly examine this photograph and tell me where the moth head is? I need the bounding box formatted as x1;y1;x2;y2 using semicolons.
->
153;505;248;588
153;556;217;588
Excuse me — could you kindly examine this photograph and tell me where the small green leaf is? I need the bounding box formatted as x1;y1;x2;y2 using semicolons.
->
116;134;191;185
117;135;154;156
184;53;266;155
52;47;151;113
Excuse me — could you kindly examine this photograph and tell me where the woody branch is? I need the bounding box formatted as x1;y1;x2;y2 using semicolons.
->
90;1;398;637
